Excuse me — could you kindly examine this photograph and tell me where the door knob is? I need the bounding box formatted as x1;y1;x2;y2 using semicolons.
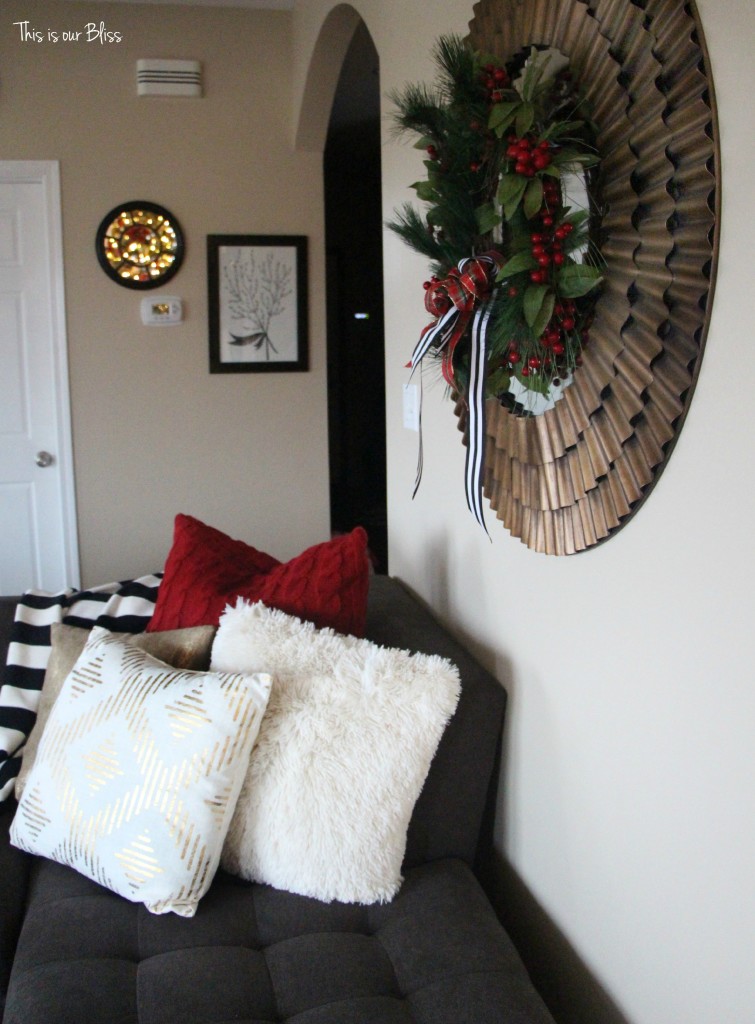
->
35;451;54;468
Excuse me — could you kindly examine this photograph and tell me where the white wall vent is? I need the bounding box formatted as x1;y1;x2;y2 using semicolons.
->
137;59;202;98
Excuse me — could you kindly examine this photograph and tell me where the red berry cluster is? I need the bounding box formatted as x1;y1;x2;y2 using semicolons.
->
539;176;562;221
502;346;561;378
481;63;509;104
505;134;553;177
528;222;573;285
506;297;589;380
541;299;579;358
503;213;592;380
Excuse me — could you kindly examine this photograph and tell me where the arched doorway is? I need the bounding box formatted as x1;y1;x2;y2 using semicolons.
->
324;20;386;572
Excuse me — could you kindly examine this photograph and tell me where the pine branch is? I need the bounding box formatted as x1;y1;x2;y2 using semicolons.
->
387;204;444;263
433;35;480;102
389;83;446;141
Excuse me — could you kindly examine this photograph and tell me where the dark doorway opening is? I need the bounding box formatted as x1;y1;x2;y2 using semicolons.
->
324;21;387;572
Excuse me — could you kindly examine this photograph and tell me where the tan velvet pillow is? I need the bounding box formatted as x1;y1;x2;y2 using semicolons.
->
15;622;216;798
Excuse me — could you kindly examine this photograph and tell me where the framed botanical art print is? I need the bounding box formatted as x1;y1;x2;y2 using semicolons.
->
208;234;308;373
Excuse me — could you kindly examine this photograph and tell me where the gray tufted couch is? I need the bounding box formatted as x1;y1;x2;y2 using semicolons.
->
0;576;555;1024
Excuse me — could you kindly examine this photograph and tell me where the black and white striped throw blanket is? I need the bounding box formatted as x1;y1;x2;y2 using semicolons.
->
0;574;161;802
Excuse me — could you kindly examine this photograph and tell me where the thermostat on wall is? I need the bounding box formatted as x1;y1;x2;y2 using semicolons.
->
140;295;183;325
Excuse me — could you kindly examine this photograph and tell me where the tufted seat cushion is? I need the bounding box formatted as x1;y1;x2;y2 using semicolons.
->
1;577;558;1024
3;855;553;1024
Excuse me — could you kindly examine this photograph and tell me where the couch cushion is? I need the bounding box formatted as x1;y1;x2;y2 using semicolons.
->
3;856;556;1024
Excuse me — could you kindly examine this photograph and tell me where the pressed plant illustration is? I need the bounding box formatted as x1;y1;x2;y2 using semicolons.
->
223;249;293;360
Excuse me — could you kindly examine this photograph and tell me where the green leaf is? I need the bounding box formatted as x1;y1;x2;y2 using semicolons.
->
565;209;590;229
515;102;535;137
491;106;519;138
488;100;520;131
556;263;603;298
549;147;585;165
476;202;502;234
523;177;544;219
513;364;549;395
411;180;437;202
497;249;537;279
523;284;548;328
485;366;511;399
507;220;534;251
545;120;586;139
573;153;600;168
521;50;551;102
422;163;441;188
551;147;599;169
413;135;436;150
502;177;528;220
497;174;522;205
531;290;555;339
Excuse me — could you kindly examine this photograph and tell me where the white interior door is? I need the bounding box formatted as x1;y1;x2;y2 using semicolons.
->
0;161;79;595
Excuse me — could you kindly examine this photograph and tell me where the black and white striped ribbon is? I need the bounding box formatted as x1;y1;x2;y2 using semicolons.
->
409;303;459;373
409;292;496;535
464;296;494;536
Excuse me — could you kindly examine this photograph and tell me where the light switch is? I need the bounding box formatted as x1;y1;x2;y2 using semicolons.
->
140;295;183;326
403;383;420;431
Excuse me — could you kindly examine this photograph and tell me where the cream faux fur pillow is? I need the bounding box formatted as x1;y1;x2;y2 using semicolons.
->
211;600;461;904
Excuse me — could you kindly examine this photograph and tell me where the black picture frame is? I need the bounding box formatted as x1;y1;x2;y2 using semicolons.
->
208;234;309;373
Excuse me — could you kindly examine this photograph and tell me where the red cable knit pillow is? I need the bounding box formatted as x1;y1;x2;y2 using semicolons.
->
147;515;371;637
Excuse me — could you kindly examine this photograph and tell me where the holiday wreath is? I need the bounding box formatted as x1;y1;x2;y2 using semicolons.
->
390;36;604;527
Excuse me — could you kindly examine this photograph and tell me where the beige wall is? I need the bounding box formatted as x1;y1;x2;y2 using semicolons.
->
295;3;752;1024
1;0;330;584
3;1;754;1022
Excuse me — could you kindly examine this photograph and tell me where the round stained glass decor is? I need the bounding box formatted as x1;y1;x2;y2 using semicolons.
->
95;201;185;289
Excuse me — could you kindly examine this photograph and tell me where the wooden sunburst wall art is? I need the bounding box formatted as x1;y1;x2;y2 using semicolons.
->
461;0;719;554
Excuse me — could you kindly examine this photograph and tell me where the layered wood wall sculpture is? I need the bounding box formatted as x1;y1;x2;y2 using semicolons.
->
463;0;719;554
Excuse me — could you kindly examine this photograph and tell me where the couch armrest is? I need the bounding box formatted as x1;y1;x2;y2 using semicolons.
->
0;798;30;1010
365;576;506;872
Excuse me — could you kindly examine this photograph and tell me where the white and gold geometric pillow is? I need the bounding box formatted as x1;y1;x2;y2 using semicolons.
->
15;622;218;801
10;627;272;917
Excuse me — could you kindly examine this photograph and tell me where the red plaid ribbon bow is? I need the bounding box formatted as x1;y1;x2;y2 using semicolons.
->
411;252;503;388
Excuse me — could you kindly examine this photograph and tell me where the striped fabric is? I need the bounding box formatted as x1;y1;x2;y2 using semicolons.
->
0;575;161;802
